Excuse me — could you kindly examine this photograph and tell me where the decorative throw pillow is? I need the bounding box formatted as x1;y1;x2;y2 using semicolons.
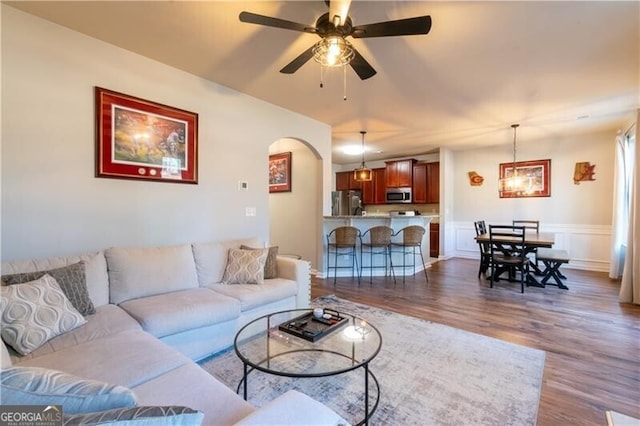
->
222;248;268;285
240;245;279;279
0;275;87;355
63;405;204;425
0;366;138;414
2;261;95;316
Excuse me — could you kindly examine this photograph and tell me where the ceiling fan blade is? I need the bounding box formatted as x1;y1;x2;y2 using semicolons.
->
350;48;377;80
280;45;316;74
329;0;352;27
352;16;432;38
239;11;317;34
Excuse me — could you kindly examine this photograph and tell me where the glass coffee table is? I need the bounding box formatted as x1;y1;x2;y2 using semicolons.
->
234;308;382;426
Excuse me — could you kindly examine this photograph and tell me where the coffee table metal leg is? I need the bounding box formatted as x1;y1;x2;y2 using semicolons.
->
364;363;369;426
243;363;248;400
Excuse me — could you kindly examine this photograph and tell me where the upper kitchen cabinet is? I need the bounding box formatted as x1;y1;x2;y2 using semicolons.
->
361;167;386;205
385;159;416;188
413;162;440;204
335;171;362;191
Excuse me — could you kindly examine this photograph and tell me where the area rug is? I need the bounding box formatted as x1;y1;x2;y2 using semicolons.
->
199;295;545;425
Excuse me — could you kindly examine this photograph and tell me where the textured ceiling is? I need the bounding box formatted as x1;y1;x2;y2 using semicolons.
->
7;1;639;164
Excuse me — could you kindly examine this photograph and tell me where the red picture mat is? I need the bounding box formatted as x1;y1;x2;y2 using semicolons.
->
95;87;198;184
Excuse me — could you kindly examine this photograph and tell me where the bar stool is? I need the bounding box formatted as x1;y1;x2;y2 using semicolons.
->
391;225;428;284
360;226;396;285
326;226;361;286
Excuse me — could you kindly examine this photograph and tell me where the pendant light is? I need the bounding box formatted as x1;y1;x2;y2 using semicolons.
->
499;124;533;195
353;131;373;181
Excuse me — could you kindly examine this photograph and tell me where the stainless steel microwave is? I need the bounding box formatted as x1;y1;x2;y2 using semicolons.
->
386;187;412;204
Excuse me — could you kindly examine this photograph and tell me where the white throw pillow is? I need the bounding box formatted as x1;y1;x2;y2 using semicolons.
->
222;248;268;285
1;274;86;355
0;366;138;414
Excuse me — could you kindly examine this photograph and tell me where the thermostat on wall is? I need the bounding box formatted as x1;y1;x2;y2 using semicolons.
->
238;181;249;191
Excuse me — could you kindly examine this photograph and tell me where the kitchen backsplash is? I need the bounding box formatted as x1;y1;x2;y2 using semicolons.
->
364;203;439;216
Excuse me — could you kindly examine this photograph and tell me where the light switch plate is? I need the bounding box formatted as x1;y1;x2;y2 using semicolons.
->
245;207;256;217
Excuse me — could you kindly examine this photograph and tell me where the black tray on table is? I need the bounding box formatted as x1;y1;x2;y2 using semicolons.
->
278;309;348;342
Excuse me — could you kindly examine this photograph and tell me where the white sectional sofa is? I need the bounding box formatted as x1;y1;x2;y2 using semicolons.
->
0;237;347;425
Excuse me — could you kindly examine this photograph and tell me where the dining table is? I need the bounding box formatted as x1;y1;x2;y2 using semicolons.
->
475;231;556;286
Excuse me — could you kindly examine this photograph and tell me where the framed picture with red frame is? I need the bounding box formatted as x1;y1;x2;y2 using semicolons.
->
499;159;551;198
269;152;292;193
95;87;198;184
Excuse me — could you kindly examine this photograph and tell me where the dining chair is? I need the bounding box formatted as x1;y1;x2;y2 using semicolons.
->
326;226;361;286
513;220;540;268
489;225;530;293
360;226;396;285
474;220;491;278
391;225;428;284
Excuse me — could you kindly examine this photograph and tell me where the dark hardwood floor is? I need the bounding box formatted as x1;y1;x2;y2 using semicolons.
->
311;258;640;426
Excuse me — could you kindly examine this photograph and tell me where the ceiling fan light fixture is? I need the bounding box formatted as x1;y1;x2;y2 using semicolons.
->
354;131;373;182
312;36;354;67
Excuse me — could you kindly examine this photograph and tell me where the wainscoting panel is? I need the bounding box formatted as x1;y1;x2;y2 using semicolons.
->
451;222;611;272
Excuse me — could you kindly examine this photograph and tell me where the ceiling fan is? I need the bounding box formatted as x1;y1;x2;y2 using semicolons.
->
239;0;432;80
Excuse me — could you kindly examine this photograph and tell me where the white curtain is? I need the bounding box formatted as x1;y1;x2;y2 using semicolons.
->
609;134;629;278
619;124;638;304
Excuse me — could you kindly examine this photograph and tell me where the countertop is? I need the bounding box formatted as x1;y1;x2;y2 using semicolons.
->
324;215;438;219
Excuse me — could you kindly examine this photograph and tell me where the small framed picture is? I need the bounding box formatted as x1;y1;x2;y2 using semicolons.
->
269;152;292;193
95;87;198;184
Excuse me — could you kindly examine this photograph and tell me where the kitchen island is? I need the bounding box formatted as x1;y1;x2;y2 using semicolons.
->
323;215;438;279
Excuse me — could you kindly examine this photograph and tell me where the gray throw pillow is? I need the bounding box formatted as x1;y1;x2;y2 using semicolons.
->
240;245;279;279
63;405;204;425
2;261;95;316
0;366;137;414
1;275;87;355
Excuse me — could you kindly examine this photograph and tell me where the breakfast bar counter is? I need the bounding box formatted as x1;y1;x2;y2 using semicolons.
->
323;215;437;279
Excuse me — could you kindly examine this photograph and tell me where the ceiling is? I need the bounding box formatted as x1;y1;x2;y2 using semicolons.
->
7;1;639;164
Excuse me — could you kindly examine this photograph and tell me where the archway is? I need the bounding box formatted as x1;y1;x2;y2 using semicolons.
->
268;138;323;274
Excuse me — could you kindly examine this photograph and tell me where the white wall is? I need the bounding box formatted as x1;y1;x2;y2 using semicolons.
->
0;6;331;261
452;130;615;225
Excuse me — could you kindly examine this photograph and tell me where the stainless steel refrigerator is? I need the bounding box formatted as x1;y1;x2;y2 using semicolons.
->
331;190;363;216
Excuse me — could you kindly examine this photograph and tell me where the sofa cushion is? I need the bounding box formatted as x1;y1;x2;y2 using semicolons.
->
119;288;240;338
222;248;268;285
240;245;279;279
192;237;262;286
2;261;96;315
0;366;137;414
1;340;11;368
106;244;199;304
14;329;190;388
1;275;87;355
9;304;142;363
1;252;110;308
63;405;204;426
132;363;254;426
206;278;297;311
233;390;349;426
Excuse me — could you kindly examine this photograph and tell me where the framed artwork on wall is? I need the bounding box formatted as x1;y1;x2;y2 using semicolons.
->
269;152;292;193
95;87;198;184
499;159;551;198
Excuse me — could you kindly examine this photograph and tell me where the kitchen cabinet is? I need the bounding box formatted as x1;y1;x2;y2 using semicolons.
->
335;171;362;191
362;167;386;205
412;162;440;204
430;222;439;258
385;159;415;188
